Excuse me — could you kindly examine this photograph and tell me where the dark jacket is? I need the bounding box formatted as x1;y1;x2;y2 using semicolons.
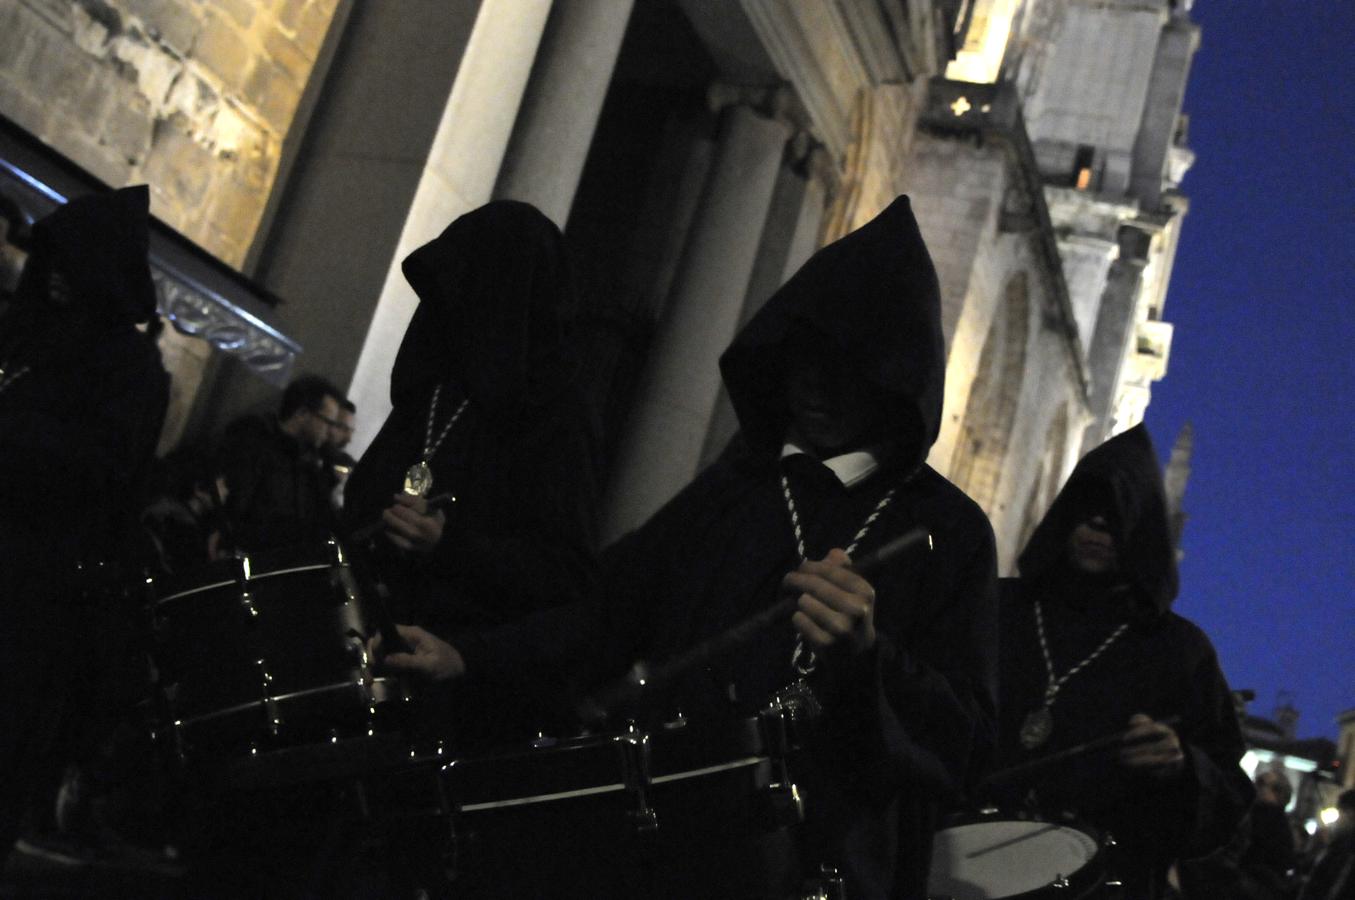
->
343;200;599;636
992;425;1253;900
461;196;999;899
216;413;335;552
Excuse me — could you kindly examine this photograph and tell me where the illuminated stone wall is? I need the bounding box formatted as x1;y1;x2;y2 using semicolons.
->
0;0;339;268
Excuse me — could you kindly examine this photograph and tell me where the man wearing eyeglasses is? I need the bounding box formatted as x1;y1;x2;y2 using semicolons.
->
216;373;347;550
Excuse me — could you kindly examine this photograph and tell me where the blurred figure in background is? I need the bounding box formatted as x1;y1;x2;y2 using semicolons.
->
1299;790;1355;900
215;373;345;551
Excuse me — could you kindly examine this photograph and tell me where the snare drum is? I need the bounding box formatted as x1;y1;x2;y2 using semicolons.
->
441;709;805;899
443;728;655;897
149;539;406;761
927;811;1108;900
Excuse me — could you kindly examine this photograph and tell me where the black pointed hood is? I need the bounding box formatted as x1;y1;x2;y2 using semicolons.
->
11;185;157;328
719;195;945;470
390;200;578;413
1018;424;1179;617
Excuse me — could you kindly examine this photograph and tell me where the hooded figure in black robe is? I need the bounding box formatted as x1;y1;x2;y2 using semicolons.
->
343;200;599;731
386;196;999;899
0;185;169;849
989;424;1252;900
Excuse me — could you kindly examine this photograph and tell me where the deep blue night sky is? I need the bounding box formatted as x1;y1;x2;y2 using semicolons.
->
1142;1;1354;741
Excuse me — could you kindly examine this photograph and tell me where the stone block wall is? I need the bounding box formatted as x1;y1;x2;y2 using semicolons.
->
0;0;339;268
902;129;1087;569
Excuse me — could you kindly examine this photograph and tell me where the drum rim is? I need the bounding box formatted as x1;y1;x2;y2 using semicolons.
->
165;677;400;727
155;562;339;605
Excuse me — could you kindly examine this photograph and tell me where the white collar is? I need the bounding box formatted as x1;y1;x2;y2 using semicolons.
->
780;442;883;489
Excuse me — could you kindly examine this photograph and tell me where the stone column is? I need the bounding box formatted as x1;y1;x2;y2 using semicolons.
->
698;143;829;467
1081;224;1150;453
346;0;553;454
493;0;636;228
602;99;792;542
779;147;831;281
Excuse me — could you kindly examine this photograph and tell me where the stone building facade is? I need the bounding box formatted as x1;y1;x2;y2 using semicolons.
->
0;0;1200;569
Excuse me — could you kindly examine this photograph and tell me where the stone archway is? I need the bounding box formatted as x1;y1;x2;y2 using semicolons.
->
951;271;1030;513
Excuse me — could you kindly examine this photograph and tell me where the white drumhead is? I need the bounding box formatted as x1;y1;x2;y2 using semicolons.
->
927;820;1098;899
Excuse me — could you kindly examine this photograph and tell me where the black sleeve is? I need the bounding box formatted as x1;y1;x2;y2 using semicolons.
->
431;407;600;619
1175;632;1255;860
0;352;167;511
455;462;734;700
817;502;1000;799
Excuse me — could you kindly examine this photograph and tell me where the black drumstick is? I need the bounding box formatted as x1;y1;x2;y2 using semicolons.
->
578;526;932;724
982;714;1185;785
347;491;457;544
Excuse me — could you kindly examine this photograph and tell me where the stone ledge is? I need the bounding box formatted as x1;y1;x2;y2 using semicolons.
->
0;113;301;385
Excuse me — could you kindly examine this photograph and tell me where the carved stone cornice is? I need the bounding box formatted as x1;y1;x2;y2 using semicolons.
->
151;270;298;382
0;114;302;385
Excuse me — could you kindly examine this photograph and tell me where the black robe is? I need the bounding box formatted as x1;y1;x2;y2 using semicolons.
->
0;186;169;849
343;201;599;744
459;196;999;899
991;425;1253;900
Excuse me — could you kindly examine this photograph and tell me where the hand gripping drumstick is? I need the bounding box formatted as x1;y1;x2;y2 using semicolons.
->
981;714;1184;786
578;526;931;725
346;492;457;655
346;491;458;545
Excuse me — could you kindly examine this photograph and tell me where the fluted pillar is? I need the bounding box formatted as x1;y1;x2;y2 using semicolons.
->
493;0;635;228
698;143;830;467
1081;225;1150;453
602;100;792;542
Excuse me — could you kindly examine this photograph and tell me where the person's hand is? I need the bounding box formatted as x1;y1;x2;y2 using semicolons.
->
382;493;445;553
368;624;465;682
784;548;877;656
1119;713;1185;779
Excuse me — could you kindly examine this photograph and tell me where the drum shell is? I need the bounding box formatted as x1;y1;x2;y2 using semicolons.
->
440;714;802;899
150;542;399;758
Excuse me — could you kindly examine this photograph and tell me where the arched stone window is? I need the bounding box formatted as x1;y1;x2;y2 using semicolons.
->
951;271;1030;513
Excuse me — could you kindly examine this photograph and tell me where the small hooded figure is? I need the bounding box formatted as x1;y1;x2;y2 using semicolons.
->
380;196;999;899
0;185;169;850
989;424;1253;900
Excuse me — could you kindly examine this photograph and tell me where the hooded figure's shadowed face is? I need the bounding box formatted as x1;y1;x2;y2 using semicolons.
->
783;329;891;458
1019;425;1178;619
1065;515;1117;575
719;196;945;471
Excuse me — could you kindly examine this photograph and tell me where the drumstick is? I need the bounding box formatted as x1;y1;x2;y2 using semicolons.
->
578;527;931;724
982;714;1184;784
346;491;457;544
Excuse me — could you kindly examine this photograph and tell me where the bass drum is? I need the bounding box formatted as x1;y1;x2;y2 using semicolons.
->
149;539;406;764
927;812;1109;900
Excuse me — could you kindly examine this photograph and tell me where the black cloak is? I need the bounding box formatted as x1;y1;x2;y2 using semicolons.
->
0;185;169;849
460;196;998;899
343;200;599;636
992;425;1252;900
